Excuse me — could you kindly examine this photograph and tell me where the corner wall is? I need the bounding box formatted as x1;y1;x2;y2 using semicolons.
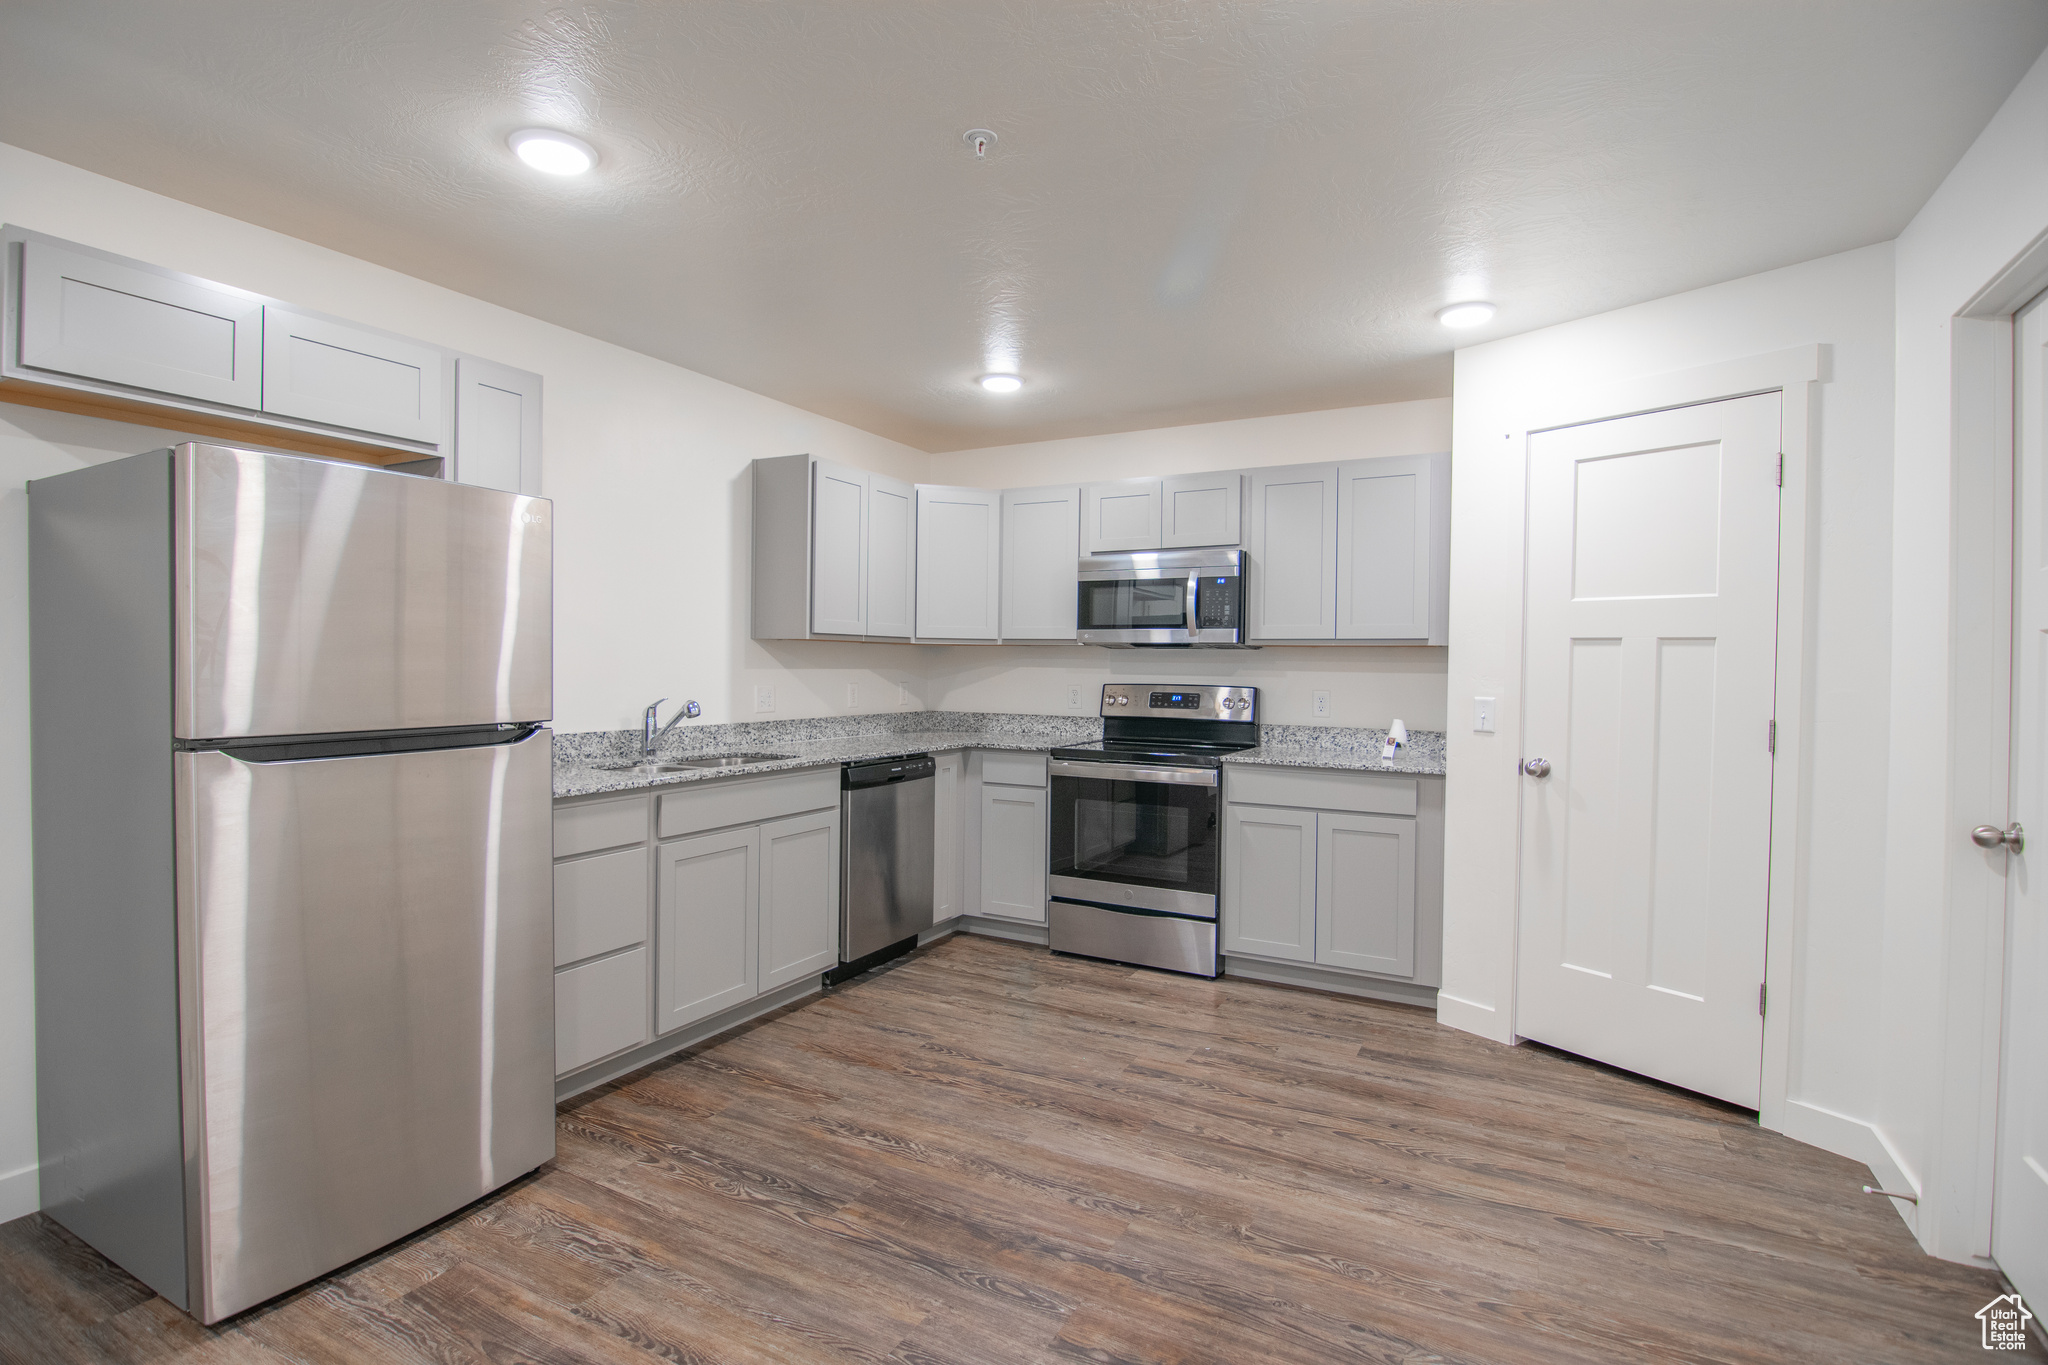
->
1441;242;1898;1177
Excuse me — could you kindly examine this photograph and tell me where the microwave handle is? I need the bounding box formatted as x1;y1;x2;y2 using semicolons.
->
1185;573;1199;629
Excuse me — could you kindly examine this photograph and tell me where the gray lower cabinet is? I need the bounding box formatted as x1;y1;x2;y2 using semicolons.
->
454;355;542;495
758;810;841;989
1221;804;1317;961
554;947;650;1076
933;751;965;921
1222;766;1440;985
978;769;1048;923
656;825;760;1033
554;846;649;966
552;793;654;1076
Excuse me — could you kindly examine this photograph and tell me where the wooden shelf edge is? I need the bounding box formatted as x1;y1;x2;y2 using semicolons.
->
0;376;427;467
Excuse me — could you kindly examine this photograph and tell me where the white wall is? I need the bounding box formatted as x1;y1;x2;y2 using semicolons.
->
1884;44;2048;1261
924;400;1454;728
0;141;944;1220
1441;243;1897;1176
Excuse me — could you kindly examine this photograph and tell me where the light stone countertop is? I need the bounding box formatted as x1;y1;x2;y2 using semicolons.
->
552;713;1445;799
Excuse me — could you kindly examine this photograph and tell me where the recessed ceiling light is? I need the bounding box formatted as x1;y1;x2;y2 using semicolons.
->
1436;301;1496;329
509;128;596;176
978;373;1023;394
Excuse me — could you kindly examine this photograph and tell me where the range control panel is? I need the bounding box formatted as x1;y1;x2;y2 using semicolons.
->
1099;684;1258;721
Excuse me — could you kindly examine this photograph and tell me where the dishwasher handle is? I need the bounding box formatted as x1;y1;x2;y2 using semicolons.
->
842;754;935;789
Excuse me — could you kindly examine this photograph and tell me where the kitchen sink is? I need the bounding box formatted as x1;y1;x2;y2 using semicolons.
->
596;752;796;773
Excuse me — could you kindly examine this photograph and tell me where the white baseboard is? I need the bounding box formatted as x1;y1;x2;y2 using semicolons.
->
1781;1098;1919;1238
1435;991;1512;1043
0;1161;39;1224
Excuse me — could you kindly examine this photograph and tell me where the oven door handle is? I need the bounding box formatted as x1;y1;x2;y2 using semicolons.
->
1049;759;1219;787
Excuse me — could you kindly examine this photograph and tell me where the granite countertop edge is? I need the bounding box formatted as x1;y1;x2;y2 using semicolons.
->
553;716;1447;798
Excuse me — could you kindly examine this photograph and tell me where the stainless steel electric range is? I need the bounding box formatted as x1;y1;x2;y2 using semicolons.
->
1045;683;1259;977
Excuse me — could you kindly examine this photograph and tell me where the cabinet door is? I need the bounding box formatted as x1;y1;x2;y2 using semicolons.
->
555;946;650;1076
1160;472;1242;548
1082;479;1162;553
1336;454;1435;641
260;306;447;444
810;459;868;636
454;356;542;495
916;485;1002;639
759;810;840;989
978;783;1048;922
1221;804;1316;961
1246;464;1339;639
933;752;963;921
656;826;759;1033
866;473;915;639
1315;812;1417;977
18;239;264;408
1001;485;1080;640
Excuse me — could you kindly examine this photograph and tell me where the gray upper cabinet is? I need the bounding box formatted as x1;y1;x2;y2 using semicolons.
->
1336;453;1447;643
866;473;916;639
1082;479;1162;553
1001;484;1080;640
810;459;868;637
1159;471;1242;548
916;484;1002;640
453;356;542;496
260;305;447;445
1246;463;1339;640
17;238;263;409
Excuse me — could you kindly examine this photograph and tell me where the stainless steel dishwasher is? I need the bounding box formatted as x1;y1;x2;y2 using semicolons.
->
827;754;936;985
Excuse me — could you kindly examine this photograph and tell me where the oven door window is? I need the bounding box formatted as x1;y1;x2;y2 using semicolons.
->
1078;578;1187;631
1050;773;1218;893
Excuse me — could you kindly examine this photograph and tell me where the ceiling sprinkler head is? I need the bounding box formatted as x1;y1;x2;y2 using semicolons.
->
964;128;997;159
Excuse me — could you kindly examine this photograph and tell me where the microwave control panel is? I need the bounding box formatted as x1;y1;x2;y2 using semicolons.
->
1194;574;1240;630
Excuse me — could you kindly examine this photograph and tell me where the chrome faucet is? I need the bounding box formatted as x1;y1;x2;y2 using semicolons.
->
643;697;701;759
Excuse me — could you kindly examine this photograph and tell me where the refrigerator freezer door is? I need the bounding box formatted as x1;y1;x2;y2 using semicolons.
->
174;730;556;1322
174;443;551;740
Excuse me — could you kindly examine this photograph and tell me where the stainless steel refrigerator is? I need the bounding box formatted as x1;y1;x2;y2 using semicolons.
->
30;442;556;1323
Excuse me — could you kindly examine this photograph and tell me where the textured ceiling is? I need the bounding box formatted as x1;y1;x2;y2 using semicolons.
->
1;2;2044;452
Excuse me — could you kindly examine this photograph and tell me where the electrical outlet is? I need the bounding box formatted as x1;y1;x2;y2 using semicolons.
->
845;683;858;708
753;684;774;713
898;681;913;708
1473;696;1497;733
1312;690;1332;720
1067;685;1083;709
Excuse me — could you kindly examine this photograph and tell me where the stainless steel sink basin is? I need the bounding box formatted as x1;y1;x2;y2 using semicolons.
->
594;760;702;774
595;752;796;774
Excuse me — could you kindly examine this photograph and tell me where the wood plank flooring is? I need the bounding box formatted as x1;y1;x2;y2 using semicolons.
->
0;934;2006;1364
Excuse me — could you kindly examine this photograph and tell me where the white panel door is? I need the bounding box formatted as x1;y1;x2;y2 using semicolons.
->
758;810;840;990
1516;393;1781;1108
1001;484;1080;639
1246;464;1339;639
656;826;759;1033
916;485;1002;639
978;783;1048;921
18;239;263;408
866;473;915;638
1160;472;1242;548
1082;480;1161;552
1221;804;1317;962
454;357;542;495
261;306;446;444
1315;812;1416;977
810;460;867;636
1995;294;2048;1307
1335;454;1433;640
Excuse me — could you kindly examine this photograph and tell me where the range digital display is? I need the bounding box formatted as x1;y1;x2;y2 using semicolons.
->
1149;691;1202;709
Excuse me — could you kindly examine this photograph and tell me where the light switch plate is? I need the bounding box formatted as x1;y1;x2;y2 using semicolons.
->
1312;690;1332;720
1474;696;1497;733
898;682;913;708
845;683;858;708
754;684;775;713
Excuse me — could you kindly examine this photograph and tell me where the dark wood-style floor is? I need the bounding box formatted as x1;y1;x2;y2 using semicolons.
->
0;934;2005;1364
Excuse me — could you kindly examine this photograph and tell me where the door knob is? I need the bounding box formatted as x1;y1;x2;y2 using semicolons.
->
1523;758;1551;778
1971;822;2025;852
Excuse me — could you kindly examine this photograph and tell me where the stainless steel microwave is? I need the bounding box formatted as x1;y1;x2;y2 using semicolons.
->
1076;548;1249;647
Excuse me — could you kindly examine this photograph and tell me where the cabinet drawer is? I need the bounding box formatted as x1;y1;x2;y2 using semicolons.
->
981;751;1047;788
1224;765;1417;817
658;768;838;840
555;947;649;1076
555;795;648;858
554;846;648;966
